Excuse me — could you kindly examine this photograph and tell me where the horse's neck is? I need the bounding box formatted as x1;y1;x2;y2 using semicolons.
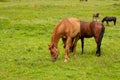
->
51;32;60;48
51;20;63;48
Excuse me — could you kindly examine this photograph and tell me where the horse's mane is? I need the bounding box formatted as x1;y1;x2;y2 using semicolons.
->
52;19;63;34
52;18;69;37
51;19;66;45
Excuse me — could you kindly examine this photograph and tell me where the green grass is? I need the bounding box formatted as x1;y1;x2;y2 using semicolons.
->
0;0;120;80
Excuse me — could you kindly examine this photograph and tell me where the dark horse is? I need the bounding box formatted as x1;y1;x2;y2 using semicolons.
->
80;0;88;1
102;16;117;26
70;21;105;56
93;13;99;21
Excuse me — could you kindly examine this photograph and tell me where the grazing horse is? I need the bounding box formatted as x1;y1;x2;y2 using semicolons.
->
70;21;105;56
93;13;99;21
80;0;88;1
102;16;117;26
48;18;81;62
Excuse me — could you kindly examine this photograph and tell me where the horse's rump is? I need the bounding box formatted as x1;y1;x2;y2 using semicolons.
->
90;21;104;39
80;21;92;37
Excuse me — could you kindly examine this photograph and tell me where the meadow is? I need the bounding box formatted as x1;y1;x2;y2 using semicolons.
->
0;0;120;80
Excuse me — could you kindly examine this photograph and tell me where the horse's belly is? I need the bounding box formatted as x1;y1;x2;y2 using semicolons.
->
84;35;93;38
81;32;93;38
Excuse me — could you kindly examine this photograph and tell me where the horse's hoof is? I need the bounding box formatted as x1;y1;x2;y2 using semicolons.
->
64;59;68;62
74;55;77;58
96;53;100;57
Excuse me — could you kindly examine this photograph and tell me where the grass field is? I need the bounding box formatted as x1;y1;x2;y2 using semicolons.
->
0;0;120;80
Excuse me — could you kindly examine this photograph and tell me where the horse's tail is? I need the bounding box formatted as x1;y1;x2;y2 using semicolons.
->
98;24;105;45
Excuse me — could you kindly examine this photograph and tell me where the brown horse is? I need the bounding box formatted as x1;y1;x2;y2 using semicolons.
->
93;13;99;21
70;21;105;56
48;18;81;62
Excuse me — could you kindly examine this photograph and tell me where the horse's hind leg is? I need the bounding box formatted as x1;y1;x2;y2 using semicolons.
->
96;42;101;56
95;25;105;56
95;37;101;56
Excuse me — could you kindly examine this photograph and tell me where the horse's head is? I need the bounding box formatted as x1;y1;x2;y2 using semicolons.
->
101;18;105;23
48;44;59;62
101;19;104;23
102;16;108;23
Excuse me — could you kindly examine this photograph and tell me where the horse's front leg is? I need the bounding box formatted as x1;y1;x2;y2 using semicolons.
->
62;38;66;48
64;37;72;62
73;36;79;58
106;21;109;26
81;38;84;54
69;38;74;52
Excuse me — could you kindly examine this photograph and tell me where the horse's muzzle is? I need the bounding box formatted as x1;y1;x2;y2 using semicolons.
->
52;58;57;62
51;54;58;62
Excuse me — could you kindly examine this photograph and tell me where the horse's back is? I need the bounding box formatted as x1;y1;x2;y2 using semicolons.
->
54;18;81;38
104;16;116;21
67;18;81;37
111;16;116;21
68;18;81;28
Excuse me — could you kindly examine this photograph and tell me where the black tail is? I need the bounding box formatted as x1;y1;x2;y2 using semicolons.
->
98;24;105;45
96;24;105;56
